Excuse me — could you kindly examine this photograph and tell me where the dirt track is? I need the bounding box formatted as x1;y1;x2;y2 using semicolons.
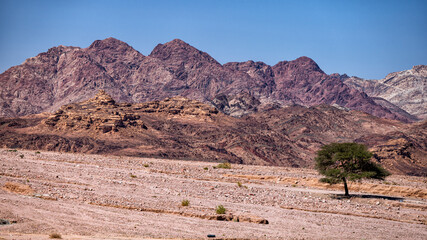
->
0;149;426;239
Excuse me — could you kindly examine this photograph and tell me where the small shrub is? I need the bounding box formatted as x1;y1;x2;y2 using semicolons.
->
49;233;62;239
8;149;17;152
143;164;149;168
215;205;226;214
35;151;41;154
130;174;137;178
203;167;209;170
215;162;231;169
19;154;24;159
181;199;190;206
237;182;248;189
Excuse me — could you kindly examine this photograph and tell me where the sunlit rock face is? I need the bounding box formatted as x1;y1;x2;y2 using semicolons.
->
344;65;427;120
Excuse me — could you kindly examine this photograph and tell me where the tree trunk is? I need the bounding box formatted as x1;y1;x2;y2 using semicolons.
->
342;177;349;196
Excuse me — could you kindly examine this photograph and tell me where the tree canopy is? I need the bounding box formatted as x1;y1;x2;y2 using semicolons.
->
315;142;390;196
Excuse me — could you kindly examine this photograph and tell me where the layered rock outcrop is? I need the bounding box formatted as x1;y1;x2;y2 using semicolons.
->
43;90;219;133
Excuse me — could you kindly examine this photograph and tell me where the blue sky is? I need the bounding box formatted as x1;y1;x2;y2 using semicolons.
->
0;0;426;79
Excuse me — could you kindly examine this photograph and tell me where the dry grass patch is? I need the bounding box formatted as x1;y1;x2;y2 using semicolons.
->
214;162;231;169
181;199;190;206
3;182;34;195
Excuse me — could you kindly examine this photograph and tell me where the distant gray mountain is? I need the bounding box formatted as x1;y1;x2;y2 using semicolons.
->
343;65;426;119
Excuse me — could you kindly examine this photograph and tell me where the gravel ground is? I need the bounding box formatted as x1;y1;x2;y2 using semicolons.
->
0;149;426;239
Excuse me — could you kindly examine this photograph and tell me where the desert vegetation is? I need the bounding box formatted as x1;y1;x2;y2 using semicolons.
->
215;205;226;214
181;199;190;207
316;142;391;196
214;162;231;169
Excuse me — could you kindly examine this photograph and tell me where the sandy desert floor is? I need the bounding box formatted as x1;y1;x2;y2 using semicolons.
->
0;149;426;239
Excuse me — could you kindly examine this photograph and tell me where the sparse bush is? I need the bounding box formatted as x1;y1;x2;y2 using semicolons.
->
214;162;231;169
143;164;149;168
236;181;248;189
49;233;62;239
181;199;190;206
203;167;208;170
8;149;17;152
130;174;137;178
19;154;24;159
35;151;41;154
215;205;226;214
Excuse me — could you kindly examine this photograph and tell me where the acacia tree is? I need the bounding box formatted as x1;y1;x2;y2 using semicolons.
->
315;142;390;196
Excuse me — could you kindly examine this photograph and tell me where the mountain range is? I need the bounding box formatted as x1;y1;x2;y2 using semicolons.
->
0;38;425;176
1;37;424;123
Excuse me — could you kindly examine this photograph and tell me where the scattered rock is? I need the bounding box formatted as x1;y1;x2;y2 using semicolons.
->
0;219;10;225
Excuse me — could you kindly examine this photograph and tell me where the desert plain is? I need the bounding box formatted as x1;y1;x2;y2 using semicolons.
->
0;149;426;240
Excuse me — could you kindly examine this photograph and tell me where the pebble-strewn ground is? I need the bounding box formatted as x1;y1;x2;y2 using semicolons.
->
0;149;426;239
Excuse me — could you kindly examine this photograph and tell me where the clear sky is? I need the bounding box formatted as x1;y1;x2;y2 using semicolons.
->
0;0;426;79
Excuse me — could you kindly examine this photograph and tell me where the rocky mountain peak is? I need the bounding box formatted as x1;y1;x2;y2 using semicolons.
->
149;39;219;65
89;37;133;51
272;56;324;76
412;65;427;74
290;56;324;73
169;38;192;47
23;45;79;65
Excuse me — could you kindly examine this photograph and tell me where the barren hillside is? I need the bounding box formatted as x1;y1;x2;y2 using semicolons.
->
1;91;426;176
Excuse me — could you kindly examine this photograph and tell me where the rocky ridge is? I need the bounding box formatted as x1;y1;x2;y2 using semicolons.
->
0;38;416;122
